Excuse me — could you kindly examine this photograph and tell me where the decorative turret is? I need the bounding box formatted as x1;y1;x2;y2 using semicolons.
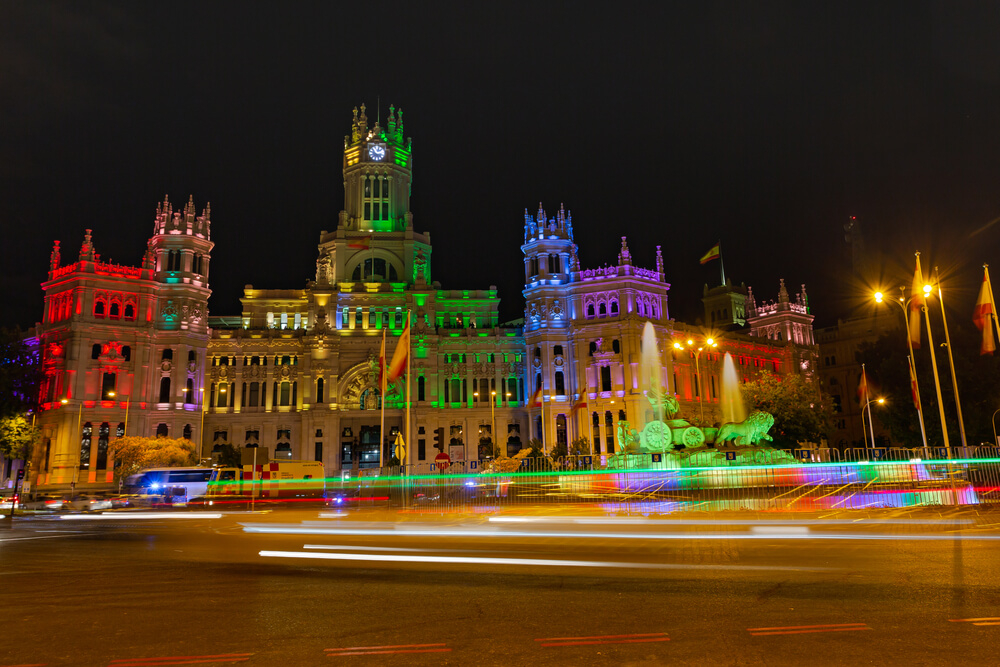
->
50;240;61;271
79;230;96;262
617;237;632;266
655;246;664;276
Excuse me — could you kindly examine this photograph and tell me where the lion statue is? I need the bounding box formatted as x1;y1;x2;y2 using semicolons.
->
716;411;775;446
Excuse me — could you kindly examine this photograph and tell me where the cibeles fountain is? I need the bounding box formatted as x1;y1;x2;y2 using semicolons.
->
608;322;793;468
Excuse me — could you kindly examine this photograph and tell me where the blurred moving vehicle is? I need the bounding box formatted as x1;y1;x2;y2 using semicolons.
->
67;494;113;511
20;494;69;511
123;467;214;505
207;460;325;503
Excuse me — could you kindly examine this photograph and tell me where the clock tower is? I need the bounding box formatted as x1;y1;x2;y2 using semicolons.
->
339;103;413;233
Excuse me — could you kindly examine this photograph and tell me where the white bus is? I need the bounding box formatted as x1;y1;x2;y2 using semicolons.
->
123;467;214;505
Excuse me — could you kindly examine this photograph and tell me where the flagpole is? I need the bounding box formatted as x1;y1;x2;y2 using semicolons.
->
900;286;929;450
861;364;875;449
718;241;726;286
405;310;411;468
379;327;386;468
907;355;928;451
919;263;951;451
934;266;967;448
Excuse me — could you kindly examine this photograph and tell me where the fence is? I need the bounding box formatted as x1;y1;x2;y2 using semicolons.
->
330;446;1000;512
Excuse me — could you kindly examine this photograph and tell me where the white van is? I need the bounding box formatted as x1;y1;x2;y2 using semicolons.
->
123;467;214;505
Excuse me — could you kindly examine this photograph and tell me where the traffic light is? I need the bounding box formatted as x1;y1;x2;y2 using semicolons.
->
433;427;445;451
16;469;25;482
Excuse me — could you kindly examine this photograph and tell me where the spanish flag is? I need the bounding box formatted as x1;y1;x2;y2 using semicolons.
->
974;267;996;355
908;254;925;349
699;243;721;265
347;234;373;250
386;312;410;382
570;395;588;416
529;386;543;408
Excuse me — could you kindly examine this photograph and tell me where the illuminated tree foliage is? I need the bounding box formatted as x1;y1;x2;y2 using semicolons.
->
740;372;833;449
0;327;41;418
107;436;198;485
0;414;39;461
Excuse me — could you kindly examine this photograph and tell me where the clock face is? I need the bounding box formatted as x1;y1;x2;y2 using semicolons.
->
369;144;386;161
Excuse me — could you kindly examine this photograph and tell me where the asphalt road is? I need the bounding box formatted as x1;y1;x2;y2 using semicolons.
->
2;505;999;666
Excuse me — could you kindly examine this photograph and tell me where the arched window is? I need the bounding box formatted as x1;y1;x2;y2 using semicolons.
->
605;411;615;454
185;378;194;404
316;378;325;403
122;345;131;361
417;376;426;402
124;303;135;320
94;300;106;317
535;372;542;392
116;423;125;437
618;409;626;422
598;302;607;316
586;303;595;318
638;301;645;317
109;302;120;318
610;300;618;315
162;348;173;361
589;341;597;356
183;424;192;440
554;371;565;395
92;343;102;359
156;423;168;437
612;339;621;354
159;377;171;403
79;422;92;470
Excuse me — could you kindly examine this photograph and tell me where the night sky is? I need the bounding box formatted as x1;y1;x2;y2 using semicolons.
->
4;1;1000;331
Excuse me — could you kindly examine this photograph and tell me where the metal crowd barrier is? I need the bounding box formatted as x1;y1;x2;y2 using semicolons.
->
330;446;1000;512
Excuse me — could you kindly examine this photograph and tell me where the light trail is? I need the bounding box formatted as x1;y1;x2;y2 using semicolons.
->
259;549;835;571
487;516;976;526
240;522;1000;541
59;512;223;520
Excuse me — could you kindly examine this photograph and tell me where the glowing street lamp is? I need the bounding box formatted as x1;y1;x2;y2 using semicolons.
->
874;288;929;449
674;336;718;424
862;397;885;449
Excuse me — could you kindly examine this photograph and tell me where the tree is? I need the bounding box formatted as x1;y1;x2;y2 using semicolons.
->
741;372;833;449
216;443;242;468
570;437;591;455
859;322;1000;448
0;328;41;418
0;415;40;462
107;436;198;486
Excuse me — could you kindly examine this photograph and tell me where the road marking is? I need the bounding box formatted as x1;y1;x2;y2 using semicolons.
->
748;622;870;637
950;617;1000;626
325;643;451;656
535;632;669;647
108;653;252;666
259;549;830;572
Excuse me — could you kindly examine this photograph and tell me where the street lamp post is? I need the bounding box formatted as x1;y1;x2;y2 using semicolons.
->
674;337;718;425
862;397;885;449
875;289;930;450
199;387;207;459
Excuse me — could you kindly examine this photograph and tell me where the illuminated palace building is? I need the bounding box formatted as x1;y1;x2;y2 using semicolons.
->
31;104;818;490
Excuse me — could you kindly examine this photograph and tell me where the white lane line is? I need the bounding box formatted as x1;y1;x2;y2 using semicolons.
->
0;533;96;542
260;550;836;571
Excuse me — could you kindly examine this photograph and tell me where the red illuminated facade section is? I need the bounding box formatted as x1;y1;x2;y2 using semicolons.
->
32;196;214;488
